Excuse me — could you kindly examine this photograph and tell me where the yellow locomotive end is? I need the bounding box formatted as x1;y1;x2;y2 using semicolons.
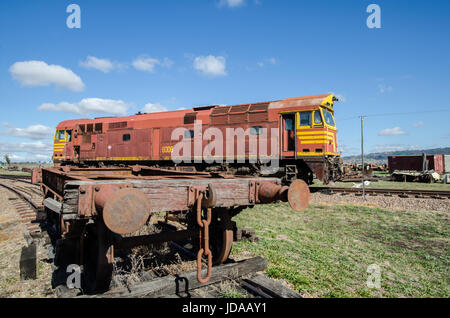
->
53;129;68;162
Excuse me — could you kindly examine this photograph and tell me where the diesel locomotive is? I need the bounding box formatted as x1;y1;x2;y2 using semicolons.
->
52;94;342;184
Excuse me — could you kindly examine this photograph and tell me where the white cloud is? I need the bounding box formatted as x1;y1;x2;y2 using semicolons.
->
378;127;407;136
372;144;421;153
142;103;168;113
337;144;356;155
193;55;227;77
0;124;53;140
257;57;278;67
0;150;52;163
79;56;115;73
9;60;84;91
38;98;132;115
0;140;52;155
161;57;174;68
413;121;425;127
377;83;393;94
132;55;173;73
219;0;245;8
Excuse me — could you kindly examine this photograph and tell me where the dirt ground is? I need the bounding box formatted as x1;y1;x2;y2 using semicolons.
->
0;188;53;298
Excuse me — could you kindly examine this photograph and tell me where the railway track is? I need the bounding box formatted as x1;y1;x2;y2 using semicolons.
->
0;174;35;186
59;223;302;298
0;180;44;233
70;256;301;299
0;174;32;180
311;186;450;199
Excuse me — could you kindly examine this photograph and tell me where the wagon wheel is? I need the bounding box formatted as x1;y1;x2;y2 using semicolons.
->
82;220;114;293
208;208;234;265
189;208;234;265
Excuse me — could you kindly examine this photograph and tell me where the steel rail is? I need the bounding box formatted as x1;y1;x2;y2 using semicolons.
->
311;186;450;199
0;182;42;210
0;174;32;180
0;175;36;186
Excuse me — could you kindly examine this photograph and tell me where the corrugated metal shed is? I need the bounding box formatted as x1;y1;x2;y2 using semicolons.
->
444;155;450;174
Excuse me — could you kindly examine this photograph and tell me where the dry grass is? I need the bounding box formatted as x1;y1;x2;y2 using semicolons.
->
112;221;197;289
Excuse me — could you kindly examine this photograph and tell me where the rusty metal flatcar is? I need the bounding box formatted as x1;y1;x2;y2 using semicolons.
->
51;94;342;184
33;166;310;292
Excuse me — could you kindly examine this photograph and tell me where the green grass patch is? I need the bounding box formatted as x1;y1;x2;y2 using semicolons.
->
220;287;247;298
0;168;31;177
231;202;449;298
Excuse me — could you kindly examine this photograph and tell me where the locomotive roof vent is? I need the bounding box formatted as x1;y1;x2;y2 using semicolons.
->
184;113;197;124
192;105;217;111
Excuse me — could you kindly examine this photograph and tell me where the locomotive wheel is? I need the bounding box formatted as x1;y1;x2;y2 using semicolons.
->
82;221;114;293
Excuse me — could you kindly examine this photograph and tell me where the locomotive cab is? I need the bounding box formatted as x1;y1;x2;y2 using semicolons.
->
280;103;338;158
53;128;73;164
296;105;338;156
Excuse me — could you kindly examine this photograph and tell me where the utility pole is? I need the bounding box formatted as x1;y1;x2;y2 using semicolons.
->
360;116;366;201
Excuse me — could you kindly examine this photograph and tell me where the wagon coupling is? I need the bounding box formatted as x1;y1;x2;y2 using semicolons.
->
196;192;213;283
257;179;310;212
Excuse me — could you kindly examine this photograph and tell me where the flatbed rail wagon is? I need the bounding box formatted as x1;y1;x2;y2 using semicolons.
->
33;165;310;293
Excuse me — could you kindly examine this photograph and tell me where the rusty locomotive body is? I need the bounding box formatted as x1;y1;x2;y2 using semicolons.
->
52;94;342;185
33;94;340;293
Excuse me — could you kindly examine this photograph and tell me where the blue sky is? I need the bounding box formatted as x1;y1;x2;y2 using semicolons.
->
0;0;449;162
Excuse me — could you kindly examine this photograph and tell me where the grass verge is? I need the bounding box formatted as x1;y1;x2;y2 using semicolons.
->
230;202;449;298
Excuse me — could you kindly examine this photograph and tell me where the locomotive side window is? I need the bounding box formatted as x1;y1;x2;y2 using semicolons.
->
123;134;131;142
284;118;294;131
299;111;312;126
184;130;194;139
314;110;323;124
95;123;103;132
250;126;263;135
66;130;72;142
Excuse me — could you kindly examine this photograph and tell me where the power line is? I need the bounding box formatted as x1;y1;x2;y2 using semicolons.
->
336;108;450;122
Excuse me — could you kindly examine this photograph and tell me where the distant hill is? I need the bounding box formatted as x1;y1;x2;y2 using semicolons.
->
343;147;450;164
